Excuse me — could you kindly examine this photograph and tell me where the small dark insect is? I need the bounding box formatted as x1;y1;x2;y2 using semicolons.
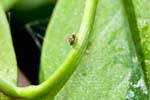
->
68;33;76;45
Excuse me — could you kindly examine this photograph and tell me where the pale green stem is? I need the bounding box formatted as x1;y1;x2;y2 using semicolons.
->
0;0;97;99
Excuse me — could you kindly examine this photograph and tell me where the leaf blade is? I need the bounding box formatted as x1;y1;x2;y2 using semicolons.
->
0;3;17;86
39;0;150;99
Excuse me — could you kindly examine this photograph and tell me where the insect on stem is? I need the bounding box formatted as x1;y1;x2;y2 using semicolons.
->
68;33;76;45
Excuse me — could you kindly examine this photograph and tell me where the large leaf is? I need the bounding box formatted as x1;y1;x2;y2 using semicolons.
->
0;3;17;98
39;0;84;82
40;0;150;99
0;3;17;88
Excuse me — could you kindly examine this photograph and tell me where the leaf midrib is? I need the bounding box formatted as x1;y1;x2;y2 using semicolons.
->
122;0;149;98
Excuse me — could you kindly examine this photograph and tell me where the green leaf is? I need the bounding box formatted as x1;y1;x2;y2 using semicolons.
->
39;0;97;99
1;0;18;11
132;0;150;87
0;3;17;87
14;0;56;10
39;0;85;82
40;0;150;99
0;3;17;97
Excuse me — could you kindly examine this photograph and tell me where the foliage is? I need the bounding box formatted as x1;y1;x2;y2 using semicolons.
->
0;0;150;99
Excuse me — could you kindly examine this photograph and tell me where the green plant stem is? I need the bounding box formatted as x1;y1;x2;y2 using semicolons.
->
0;0;97;99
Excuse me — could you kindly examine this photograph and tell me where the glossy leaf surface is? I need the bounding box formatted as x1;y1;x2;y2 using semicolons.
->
40;0;150;99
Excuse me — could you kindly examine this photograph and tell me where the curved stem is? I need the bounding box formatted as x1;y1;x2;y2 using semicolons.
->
0;0;97;99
